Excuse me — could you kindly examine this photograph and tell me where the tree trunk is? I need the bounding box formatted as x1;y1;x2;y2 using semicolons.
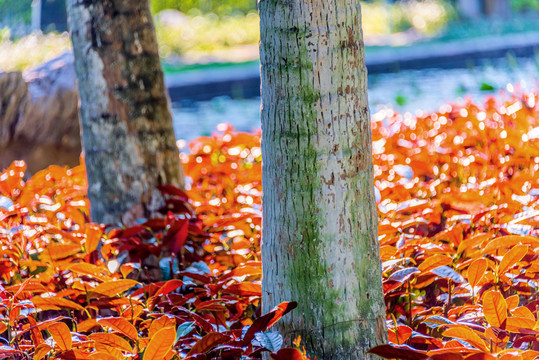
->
67;0;184;225
483;0;510;17
260;1;387;359
456;0;482;18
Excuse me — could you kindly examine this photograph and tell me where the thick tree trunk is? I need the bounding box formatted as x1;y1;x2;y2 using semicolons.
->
260;1;387;359
67;0;184;224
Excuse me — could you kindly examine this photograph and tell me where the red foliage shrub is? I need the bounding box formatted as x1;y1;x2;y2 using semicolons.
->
0;90;538;359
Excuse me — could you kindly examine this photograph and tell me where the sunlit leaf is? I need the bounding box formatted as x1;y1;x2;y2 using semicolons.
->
33;344;52;360
388;325;413;344
32;296;84;311
498;245;528;276
90;279;139;297
418;255;452;272
467;258;487;288
143;327;177;360
97;317;138;341
483;291;507;328
89;333;133;353
48;322;72;351
149;315;176;338
505;317;535;333
443;327;488;351
223;282;261;296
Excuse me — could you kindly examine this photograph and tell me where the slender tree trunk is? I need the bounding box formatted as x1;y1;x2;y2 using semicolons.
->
456;0;482;18
260;1;387;359
483;0;510;17
67;0;184;224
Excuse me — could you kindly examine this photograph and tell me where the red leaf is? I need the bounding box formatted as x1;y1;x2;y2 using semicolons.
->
243;302;297;345
368;344;428;360
169;219;189;255
270;348;306;360
158;185;189;201
155;280;184;297
187;332;232;356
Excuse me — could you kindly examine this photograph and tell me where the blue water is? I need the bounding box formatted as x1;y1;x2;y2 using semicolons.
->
172;57;539;142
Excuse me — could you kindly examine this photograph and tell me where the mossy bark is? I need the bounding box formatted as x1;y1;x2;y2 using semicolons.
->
67;0;184;224
259;1;387;359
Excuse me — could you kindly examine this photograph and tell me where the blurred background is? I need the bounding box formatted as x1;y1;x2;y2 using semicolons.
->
0;0;538;162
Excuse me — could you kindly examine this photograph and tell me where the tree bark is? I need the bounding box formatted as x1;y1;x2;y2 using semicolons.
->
260;1;387;359
67;0;184;224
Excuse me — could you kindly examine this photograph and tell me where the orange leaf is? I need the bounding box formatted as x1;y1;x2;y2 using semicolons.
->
46;244;82;260
34;344;52;360
97;317;138;341
88;352;118;360
48;322;72;351
505;317;536;333
506;295;520;310
32;296;85;311
511;306;534;320
522;350;539;360
218;262;262;282
223;283;261;296
498;245;528;275
77;319;101;332
85;224;102;254
149;316;176;339
483;291;507;328
467;258;487;288
465;353;497;360
143;327;177;360
90;279;139;297
418;254;452;272
482;236;539;256
28;315;44;345
387;325;413;345
70;263;110;282
120;264;139;278
498;351;524;360
442;327;488;351
89;332;133;353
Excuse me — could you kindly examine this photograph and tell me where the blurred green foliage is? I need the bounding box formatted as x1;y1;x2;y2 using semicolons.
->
511;0;539;10
0;30;71;71
151;0;257;16
0;0;32;27
361;0;456;36
156;12;260;60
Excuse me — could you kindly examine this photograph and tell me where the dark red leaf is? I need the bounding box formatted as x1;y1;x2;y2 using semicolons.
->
367;344;428;360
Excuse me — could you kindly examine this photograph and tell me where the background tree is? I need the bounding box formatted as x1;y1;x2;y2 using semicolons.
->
260;0;387;359
67;0;184;224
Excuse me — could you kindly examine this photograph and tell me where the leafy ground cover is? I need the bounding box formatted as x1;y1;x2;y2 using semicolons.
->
0;89;538;359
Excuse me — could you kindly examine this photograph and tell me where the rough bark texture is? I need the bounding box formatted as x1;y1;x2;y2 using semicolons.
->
260;1;387;359
0;53;80;174
67;0;184;224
